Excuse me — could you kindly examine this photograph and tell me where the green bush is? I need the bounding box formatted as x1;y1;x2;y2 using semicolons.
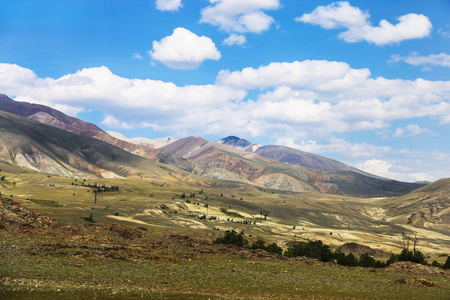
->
398;249;427;264
443;256;450;270
431;261;441;268
251;240;283;255
266;243;283;255
284;240;334;262
386;253;398;266
359;253;376;268
214;230;248;247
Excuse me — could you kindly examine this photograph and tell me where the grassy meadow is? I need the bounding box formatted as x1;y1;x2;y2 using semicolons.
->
1;168;450;299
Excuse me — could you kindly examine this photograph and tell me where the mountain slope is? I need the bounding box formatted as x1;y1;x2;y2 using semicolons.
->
106;131;177;149
0;109;254;185
217;136;261;152
161;137;424;196
255;145;367;175
382;178;450;230
219;135;375;177
0;95;236;180
0;94;159;160
0;110;190;180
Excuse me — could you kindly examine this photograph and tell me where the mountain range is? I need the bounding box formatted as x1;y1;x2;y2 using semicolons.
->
0;93;425;197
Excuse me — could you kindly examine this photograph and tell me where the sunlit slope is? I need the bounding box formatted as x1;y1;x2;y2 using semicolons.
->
382;178;450;231
0;110;194;181
161;137;424;196
0;94;160;160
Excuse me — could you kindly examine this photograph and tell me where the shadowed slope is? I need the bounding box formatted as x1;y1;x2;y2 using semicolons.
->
0;94;159;160
0;110;184;179
161;137;424;196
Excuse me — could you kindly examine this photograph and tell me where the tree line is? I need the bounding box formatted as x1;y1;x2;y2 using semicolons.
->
214;230;450;269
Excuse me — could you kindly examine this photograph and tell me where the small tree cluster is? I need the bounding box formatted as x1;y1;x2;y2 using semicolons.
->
85;183;119;192
214;230;248;247
284;240;334;262
251;240;283;255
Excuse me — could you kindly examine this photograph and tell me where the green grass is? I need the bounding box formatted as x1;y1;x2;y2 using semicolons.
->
1;171;450;257
1;229;449;299
1;170;450;299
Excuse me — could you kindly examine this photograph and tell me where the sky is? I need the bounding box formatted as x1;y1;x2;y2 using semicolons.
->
0;0;449;182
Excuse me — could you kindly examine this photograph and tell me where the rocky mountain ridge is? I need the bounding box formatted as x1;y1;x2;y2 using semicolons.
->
0;94;426;196
106;131;177;149
159;136;424;196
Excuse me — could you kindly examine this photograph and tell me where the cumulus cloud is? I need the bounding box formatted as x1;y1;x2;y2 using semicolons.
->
200;0;280;45
155;0;183;12
216;60;371;91
101;115;133;129
149;27;221;69
0;63;246;135
296;1;368;29
223;34;247;46
390;52;450;68
2;61;450;180
276;137;392;159
357;159;434;182
296;1;432;45
2;60;449;139
393;124;434;137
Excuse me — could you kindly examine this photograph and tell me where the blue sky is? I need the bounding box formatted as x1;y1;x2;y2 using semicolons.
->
0;0;449;182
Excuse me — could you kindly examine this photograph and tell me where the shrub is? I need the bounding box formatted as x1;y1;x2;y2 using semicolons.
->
251;240;283;255
443;256;450;270
374;260;386;268
251;240;266;250
344;253;359;267
431;261;441;268
214;230;248;247
284;240;334;262
265;243;283;255
359;253;376;268
398;248;427;264
386;253;399;266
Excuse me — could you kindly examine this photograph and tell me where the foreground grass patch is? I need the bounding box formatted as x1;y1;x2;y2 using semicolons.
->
1;229;449;299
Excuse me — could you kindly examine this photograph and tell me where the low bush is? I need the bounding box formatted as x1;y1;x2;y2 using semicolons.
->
214;230;248;247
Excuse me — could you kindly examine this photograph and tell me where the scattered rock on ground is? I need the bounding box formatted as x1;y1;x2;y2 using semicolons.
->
395;278;439;288
0;197;58;228
386;261;447;276
109;224;143;239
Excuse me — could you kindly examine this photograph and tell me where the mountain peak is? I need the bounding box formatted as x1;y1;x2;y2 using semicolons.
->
106;131;177;149
217;136;261;152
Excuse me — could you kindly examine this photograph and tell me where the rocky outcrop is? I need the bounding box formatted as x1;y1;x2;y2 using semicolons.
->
0;197;58;228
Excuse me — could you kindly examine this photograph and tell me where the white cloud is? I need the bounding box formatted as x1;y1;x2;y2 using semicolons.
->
223;34;247;46
2;61;450;180
295;1;368;29
149;27;221;69
393;124;434;137
200;0;279;45
101;115;133;129
357;159;434;182
0;63;246;134
390;52;450;68
1;61;450;145
297;1;432;45
156;0;183;12
277;137;392;159
132;53;143;60
216;60;371;91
